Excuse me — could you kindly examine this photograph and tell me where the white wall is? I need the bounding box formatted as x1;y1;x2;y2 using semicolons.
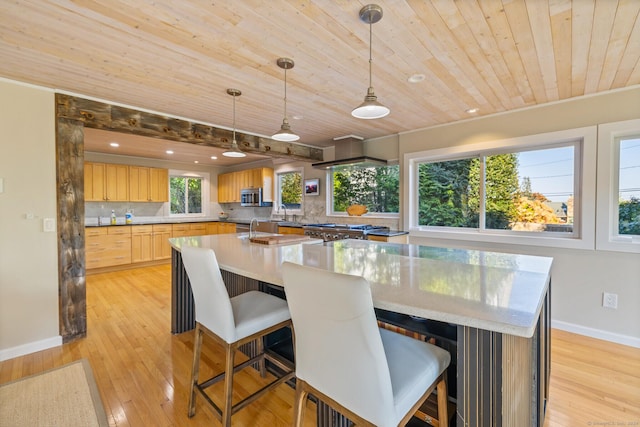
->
399;87;640;347
0;79;61;360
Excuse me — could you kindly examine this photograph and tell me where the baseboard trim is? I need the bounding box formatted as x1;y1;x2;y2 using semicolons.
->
0;335;63;362
552;320;640;348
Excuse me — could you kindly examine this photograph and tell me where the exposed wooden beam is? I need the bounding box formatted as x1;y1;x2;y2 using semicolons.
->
55;94;323;162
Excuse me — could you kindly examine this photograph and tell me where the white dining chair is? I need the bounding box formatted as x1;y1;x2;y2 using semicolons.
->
181;246;294;427
282;261;450;427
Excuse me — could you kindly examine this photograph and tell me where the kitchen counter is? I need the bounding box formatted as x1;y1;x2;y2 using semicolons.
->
169;234;551;337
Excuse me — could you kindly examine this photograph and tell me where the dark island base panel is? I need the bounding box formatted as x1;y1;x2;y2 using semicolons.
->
171;249;550;427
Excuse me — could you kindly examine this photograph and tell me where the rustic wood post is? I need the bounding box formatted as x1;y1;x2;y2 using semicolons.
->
55;115;86;342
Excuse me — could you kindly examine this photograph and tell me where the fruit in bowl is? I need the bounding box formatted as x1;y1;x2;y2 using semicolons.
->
218;212;229;220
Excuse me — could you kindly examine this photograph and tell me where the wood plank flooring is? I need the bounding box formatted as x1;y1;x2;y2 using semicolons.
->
1;264;639;426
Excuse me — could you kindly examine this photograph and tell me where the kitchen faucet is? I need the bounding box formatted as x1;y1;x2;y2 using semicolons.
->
280;204;288;222
249;217;258;238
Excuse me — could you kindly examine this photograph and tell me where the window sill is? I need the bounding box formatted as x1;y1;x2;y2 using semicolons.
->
410;227;595;250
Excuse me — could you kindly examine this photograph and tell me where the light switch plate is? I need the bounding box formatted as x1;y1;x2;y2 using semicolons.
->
43;218;55;232
0;177;3;193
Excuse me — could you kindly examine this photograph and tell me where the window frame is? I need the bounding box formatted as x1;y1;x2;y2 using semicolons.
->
404;126;597;249
168;169;210;218
273;167;304;215
596;119;640;254
325;163;400;219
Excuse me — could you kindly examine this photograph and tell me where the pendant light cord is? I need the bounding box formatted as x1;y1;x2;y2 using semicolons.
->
232;93;237;141
368;19;373;89
283;66;288;119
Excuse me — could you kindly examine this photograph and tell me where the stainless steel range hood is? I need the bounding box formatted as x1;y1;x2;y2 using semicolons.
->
312;135;387;169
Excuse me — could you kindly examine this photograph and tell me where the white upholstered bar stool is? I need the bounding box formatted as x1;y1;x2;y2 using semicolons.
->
282;261;451;427
181;246;295;427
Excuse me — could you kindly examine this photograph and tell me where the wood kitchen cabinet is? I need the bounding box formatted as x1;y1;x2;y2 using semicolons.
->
172;223;207;237
217;167;274;203
217;222;236;234
129;166;168;202
277;226;304;235
131;225;153;263
152;224;172;260
205;222;219;235
85;226;132;269
85;162;129;201
367;234;409;244
217;172;236;203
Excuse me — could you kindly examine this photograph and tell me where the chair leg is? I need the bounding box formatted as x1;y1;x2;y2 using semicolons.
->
436;375;448;427
222;344;236;427
188;324;203;418
256;335;266;378
293;380;309;427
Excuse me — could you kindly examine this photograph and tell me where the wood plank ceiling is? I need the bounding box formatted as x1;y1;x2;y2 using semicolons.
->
1;1;639;156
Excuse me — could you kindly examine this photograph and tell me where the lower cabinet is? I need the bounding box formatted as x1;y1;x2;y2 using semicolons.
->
86;221;237;271
217;222;236;234
367;234;409;244
131;225;153;263
277;226;304;235
172;223;207;237
86;226;132;269
152;224;172;260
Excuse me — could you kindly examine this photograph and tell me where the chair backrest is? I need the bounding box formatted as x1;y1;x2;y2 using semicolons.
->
181;246;236;343
281;262;396;426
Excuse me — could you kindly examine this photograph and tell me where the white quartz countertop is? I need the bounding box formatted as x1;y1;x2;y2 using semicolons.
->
169;234;553;338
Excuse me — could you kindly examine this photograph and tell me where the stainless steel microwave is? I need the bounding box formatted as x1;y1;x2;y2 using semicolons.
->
240;188;272;207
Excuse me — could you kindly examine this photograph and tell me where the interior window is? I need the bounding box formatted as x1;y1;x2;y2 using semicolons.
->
329;164;399;215
169;171;209;216
277;170;303;211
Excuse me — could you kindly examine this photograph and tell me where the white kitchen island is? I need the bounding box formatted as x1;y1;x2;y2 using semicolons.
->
169;233;553;427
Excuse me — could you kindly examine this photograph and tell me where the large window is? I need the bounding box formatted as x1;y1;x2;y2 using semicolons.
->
329;164;399;216
276;169;303;211
405;127;597;249
597;119;640;253
417;146;575;233
169;170;209;217
618;137;640;236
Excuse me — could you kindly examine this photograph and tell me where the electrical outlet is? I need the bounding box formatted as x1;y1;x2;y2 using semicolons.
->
602;292;618;309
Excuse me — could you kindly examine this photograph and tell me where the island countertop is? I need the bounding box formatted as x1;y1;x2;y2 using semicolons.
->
169;234;552;338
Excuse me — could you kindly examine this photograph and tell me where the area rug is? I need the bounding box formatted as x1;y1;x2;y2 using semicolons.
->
0;358;109;427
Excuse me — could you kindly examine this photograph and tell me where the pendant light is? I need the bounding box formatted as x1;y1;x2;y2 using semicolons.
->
352;4;390;120
272;57;300;142
223;88;247;158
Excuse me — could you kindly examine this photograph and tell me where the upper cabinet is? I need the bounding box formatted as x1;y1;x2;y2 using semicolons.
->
85;162;168;202
85;162;129;201
129;166;169;202
218;167;273;203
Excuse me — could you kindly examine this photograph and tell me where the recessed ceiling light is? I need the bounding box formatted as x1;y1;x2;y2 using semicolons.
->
166;150;174;154
194;160;199;164
292;115;304;120
407;74;425;83
465;108;479;114
109;142;119;147
211;156;218;160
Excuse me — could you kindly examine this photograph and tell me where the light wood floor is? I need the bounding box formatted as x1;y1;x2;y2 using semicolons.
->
1;265;638;426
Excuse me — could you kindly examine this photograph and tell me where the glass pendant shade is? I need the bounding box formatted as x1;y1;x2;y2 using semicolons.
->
272;57;299;142
352;4;389;120
223;88;246;158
